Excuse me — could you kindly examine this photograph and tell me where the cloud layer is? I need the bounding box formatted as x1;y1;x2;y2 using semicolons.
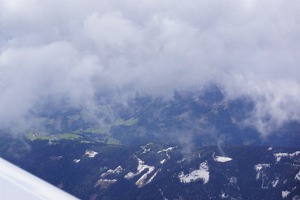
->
1;0;300;134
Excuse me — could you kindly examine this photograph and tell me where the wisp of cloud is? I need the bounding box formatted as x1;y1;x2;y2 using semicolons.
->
1;0;300;135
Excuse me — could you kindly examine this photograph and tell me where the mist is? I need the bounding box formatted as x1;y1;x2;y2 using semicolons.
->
1;0;300;135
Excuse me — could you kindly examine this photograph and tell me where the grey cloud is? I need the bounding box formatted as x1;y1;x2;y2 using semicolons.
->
1;0;300;134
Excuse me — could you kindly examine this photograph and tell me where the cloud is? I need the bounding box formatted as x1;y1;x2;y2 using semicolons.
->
1;0;300;135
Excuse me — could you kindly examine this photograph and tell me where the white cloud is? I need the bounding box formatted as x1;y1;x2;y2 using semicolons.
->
0;0;300;134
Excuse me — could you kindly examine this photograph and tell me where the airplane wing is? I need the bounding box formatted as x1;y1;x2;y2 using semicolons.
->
0;158;78;200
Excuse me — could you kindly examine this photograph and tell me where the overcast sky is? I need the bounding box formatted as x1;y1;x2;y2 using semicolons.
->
1;0;300;135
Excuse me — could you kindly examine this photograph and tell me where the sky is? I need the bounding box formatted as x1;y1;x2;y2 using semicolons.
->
0;0;300;135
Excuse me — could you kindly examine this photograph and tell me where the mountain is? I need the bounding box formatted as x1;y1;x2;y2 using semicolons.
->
1;136;299;200
0;86;299;199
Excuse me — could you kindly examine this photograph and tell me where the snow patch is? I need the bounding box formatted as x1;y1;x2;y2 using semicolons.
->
274;151;300;162
145;169;160;185
268;147;273;151
50;156;62;160
229;177;237;184
73;159;80;163
135;169;155;187
282;190;290;199
213;153;232;162
158;146;176;159
213;154;232;163
178;161;209;184
124;158;156;187
141;143;152;154
293;195;300;200
177;158;186;163
221;192;229;199
158;147;176;153
160;159;166;164
215;156;232;162
255;164;270;172
272;178;279;188
101;166;123;178
159;188;168;200
255;164;271;189
95;179;117;188
255;164;270;180
85;150;98;158
295;170;300;181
